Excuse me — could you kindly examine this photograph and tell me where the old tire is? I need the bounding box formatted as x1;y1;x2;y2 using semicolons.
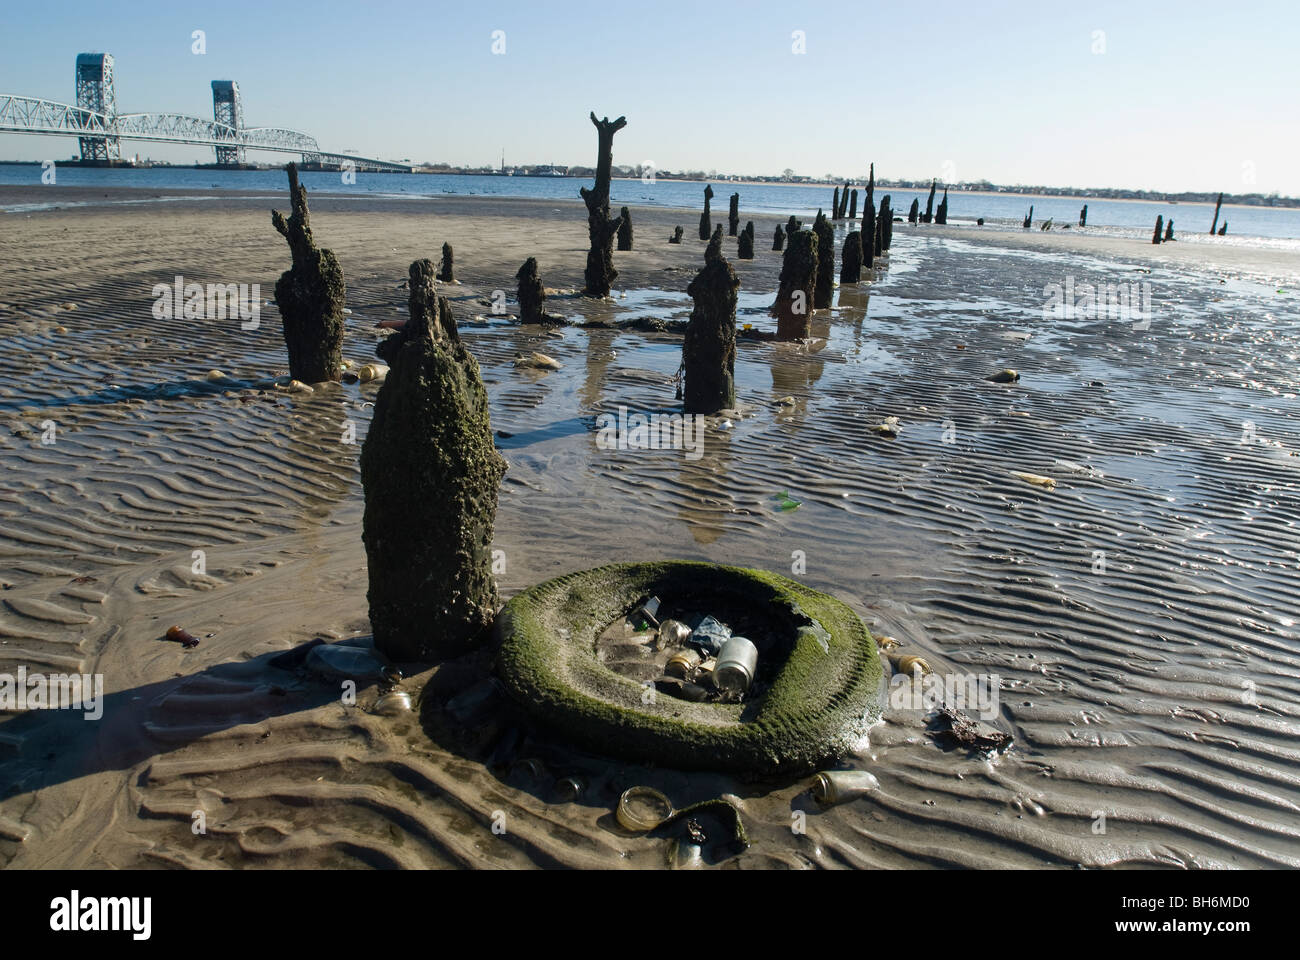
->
494;561;882;777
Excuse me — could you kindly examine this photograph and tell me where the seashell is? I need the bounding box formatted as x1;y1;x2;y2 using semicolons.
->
1011;471;1056;490
358;363;388;383
54;325;67;334
514;352;561;371
205;369;225;382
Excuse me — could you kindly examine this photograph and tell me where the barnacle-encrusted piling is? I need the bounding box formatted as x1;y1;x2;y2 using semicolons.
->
1210;193;1224;235
1164;219;1175;242
774;228;817;340
699;184;714;240
1023;205;1033;229
861;200;875;270
617;206;633;251
848;189;859;221
682;234;740;414
361;259;506;661
270;163;346;383
1152;215;1164;244
812;210;835;309
786;214;801;237
437;242;455;282
773;223;786;250
935;188;948;225
580;112;628;298
832;187;841;220
1079;204;1088;227
908;198;919;224
728;192;740;236
923;180;936;223
669;226;683;244
737;220;755;259
516;257;559;324
840;232;863;283
881;196;894;251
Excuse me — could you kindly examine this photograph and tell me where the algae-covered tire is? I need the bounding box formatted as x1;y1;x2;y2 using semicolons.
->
495;561;882;777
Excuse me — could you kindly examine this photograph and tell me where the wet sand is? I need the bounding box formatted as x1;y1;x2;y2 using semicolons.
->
2;186;1299;869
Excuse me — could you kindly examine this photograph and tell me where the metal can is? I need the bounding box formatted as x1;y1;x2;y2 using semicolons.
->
554;776;584;802
665;649;702;679
657;619;692;649
811;770;880;806
714;636;758;693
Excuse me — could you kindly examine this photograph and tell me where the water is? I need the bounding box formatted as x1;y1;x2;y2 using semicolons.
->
2;163;1298;246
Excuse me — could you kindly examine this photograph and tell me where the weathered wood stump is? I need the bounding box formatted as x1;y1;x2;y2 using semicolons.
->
1079;204;1088;227
517;257;560;324
580;112;627;298
786;214;801;237
1210;193;1224;235
1164;219;1175;242
773;223;786;251
840;232;863;284
728;193;740;236
699;184;714;241
923;180;936;223
617;206;633;251
270;163;346;383
935;188;948;225
1023;206;1033;229
361;260;505;661
849;189;859;221
737;221;755;259
908;198;919;224
832;187;841;220
882;196;894;251
812;210;835;309
683;237;739;414
669;226;683;244
437;242;455;282
1218;221;1227;236
774;228;817;340
861;200;875;270
1152;215;1164;244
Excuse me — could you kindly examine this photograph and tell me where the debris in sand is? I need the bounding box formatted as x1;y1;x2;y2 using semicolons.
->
514;351;561;370
357;362;388;383
205;369;226;382
373;691;412;715
617;786;674;832
870;416;901;438
773;491;801;511
811;769;880;806
929;705;1012;754
164;625;200;648
1011;471;1056;490
987;369;1020;383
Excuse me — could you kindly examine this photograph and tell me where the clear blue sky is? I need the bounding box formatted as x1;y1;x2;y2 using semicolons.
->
1;0;1296;194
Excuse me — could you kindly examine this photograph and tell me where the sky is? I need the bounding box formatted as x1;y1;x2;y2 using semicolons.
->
1;0;1297;195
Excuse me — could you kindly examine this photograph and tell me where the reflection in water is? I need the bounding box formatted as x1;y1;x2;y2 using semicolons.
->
676;422;736;545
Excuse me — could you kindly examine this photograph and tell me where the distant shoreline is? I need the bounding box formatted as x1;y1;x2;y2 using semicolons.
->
0;161;1292;208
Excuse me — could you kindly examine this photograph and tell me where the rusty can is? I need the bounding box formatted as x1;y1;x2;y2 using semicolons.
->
665;649;702;679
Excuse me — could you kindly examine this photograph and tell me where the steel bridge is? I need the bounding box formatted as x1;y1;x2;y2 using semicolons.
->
0;53;410;173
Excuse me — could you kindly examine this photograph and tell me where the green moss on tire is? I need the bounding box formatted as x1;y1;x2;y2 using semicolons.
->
494;561;883;777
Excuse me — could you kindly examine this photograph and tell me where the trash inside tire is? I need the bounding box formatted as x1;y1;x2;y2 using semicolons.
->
495;561;883;777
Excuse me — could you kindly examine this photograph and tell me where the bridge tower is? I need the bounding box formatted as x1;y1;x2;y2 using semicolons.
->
211;80;246;166
75;53;120;162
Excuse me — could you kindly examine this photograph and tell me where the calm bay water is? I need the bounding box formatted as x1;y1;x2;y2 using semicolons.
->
2;163;1297;247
